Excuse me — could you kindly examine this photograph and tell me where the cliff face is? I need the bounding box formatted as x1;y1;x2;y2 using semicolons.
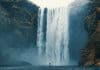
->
0;0;38;66
0;0;38;46
80;1;100;66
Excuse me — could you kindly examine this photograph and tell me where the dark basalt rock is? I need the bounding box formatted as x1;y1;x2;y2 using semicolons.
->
0;0;39;46
79;41;95;66
0;0;39;66
80;1;100;66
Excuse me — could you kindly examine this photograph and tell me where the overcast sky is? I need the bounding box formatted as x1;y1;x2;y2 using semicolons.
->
28;0;75;8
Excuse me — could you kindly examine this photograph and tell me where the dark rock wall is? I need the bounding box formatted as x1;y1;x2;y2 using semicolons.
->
0;0;39;66
80;0;100;66
69;0;91;65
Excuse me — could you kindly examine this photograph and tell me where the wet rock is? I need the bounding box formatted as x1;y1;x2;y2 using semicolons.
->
0;0;38;66
80;2;100;65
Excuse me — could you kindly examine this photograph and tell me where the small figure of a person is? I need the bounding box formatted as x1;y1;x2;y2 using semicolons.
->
49;62;51;66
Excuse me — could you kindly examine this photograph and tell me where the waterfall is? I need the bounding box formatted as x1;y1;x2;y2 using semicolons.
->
37;8;45;55
37;7;70;65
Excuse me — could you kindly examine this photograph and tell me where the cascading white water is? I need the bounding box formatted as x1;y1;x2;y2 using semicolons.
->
37;7;70;65
37;8;45;55
28;0;74;65
46;8;69;65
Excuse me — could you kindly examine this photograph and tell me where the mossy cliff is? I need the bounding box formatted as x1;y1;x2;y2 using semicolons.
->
0;0;39;66
0;0;39;47
80;0;100;66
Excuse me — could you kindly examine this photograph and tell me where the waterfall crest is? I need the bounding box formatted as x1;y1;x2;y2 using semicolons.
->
37;7;70;65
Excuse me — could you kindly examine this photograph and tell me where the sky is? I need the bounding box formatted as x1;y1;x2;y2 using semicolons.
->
28;0;75;8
